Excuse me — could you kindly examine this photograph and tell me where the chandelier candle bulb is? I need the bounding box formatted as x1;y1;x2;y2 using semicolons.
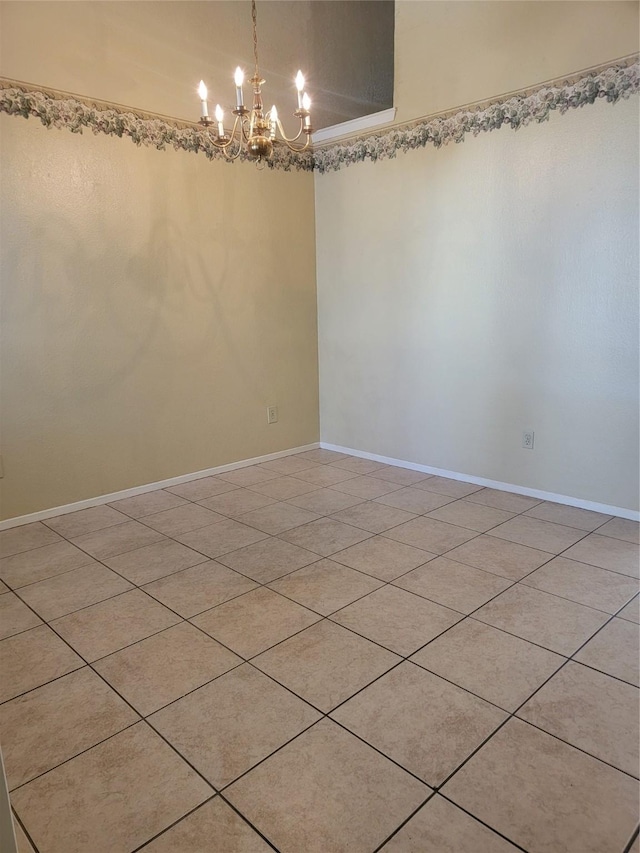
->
302;93;311;127
198;80;209;118
215;104;225;137
295;70;305;109
194;1;312;160
234;67;244;108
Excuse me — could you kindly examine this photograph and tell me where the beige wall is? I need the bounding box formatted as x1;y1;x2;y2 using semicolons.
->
0;9;319;520
316;2;639;511
395;1;639;122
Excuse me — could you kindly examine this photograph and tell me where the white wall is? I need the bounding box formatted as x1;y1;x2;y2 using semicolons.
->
316;94;639;511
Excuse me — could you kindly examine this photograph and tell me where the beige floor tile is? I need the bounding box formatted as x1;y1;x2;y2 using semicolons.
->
0;541;96;588
0;625;83;703
597;517;640;544
629;833;640;853
70;520;165;560
521;556;639;614
331;501;417;534
427;501;515;533
563;533;640;578
142;503;227;535
373;466;432;486
443;718;639;853
150;664;321;788
279;517;373;556
0;667;138;788
18;563;132;621
143;561;257;618
331;585;462;656
384;517;477;554
375;487;456;514
523;501;612;531
104;539;208;585
445;534;552;580
44;505;130;539
253;620;400;712
518;662;639;777
465;488;542;513
192;588;321;658
11;723;212;853
94;622;241;716
269;559;383;616
226;718;428;853
381;794;520;852
166;476;238;501
0;579;8;593
332;476;405;500
411;619;564;711
331;535;436;581
198;489;277;518
574;618;639;686
0;593;42;640
260;455;321;475
0;523;62;558
238;501;320;534
217;467;280;487
333;662;506;786
490;515;586;553
142;798;271;852
292;465;360;486
51;589;181;662
216;537;321;584
13;819;36;853
474;584;608;655
618;594;640;624
296;449;351;463
175;519;268;558
109;489;188;519
329;458;386;475
414;477;484;498
286;487;365;514
249;476;322;501
394;558;512;614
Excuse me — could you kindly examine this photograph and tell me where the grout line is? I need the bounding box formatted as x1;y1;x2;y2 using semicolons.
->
3;462;638;851
623;825;640;853
370;792;436;853
129;794;219;852
435;594;640;792
8;719;142;794
435;794;530;853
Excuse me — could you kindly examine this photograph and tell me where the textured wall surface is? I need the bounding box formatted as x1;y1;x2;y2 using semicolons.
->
316;95;639;510
0;116;318;519
394;0;639;122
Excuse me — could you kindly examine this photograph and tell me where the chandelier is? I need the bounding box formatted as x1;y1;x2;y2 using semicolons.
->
196;0;312;161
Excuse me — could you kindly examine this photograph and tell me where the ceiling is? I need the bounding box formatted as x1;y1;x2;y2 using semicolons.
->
0;1;395;133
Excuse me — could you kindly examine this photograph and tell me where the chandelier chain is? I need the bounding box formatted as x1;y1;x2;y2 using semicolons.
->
252;0;259;77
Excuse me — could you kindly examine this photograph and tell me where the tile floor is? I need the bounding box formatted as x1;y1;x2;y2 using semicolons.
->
0;449;639;853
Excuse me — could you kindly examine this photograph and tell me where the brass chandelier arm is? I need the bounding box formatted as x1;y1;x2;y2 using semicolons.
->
274;117;306;145
196;0;312;162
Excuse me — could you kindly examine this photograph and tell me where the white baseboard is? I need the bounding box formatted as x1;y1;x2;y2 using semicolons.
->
0;443;320;531
320;442;640;522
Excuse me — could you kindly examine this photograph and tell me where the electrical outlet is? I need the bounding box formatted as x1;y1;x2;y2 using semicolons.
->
522;430;535;450
267;405;278;425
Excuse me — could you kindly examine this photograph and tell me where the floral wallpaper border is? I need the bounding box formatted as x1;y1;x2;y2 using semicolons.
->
0;83;315;172
313;58;639;173
1;57;637;173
